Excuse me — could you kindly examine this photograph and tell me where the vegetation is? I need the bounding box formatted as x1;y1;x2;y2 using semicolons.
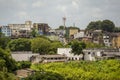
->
0;33;11;49
86;20;115;32
0;48;17;72
8;38;31;51
31;60;120;80
31;37;51;54
25;71;65;80
70;40;86;55
16;61;31;69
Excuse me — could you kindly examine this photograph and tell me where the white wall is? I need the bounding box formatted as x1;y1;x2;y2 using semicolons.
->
57;48;83;60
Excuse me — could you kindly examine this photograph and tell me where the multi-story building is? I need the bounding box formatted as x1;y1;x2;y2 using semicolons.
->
66;27;79;40
33;23;50;35
1;26;11;37
8;21;32;38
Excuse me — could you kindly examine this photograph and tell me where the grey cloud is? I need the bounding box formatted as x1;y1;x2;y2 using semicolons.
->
0;0;120;29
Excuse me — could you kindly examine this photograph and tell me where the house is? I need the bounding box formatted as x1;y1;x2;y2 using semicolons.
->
31;55;67;63
33;23;50;35
1;26;11;37
66;27;79;39
83;49;103;61
74;30;85;39
112;33;120;48
83;48;120;61
57;48;83;60
11;51;39;61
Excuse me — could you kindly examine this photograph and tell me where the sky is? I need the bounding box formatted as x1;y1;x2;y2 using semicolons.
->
0;0;120;29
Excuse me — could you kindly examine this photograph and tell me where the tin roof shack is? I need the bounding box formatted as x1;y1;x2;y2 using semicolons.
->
31;55;67;63
15;68;36;80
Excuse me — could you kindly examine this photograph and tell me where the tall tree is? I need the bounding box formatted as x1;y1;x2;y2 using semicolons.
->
8;38;31;51
31;38;51;54
86;21;101;30
49;41;63;54
101;20;115;32
71;40;86;55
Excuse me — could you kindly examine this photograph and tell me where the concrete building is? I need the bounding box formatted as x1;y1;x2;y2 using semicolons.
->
57;48;83;60
112;33;120;48
74;30;85;39
33;23;50;35
83;49;103;61
8;21;32;38
1;26;11;37
31;55;67;63
11;51;39;61
83;48;120;61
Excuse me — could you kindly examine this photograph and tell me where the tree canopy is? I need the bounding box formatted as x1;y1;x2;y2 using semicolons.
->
8;38;31;51
70;40;86;55
86;20;115;32
31;38;51;54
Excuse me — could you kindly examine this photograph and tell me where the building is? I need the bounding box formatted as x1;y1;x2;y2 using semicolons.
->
1;26;11;37
83;49;103;61
31;55;67;63
11;51;39;61
57;48;83;60
8;21;32;38
103;32;112;47
66;27;79;39
83;48;120;61
112;33;120;48
33;23;50;35
74;30;85;39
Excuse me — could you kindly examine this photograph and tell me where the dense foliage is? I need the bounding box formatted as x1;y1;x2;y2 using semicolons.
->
25;71;65;80
8;38;31;51
86;20;115;32
0;48;17;72
31;38;51;54
0;71;16;80
0;33;11;49
70;40;86;55
31;60;120;80
16;61;31;69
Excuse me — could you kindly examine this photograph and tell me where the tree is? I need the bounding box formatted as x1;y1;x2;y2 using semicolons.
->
8;38;31;51
31;28;38;37
25;71;65;80
0;48;17;72
59;25;65;29
31;38;51;54
0;33;11;49
101;20;115;32
49;41;63;54
71;40;86;55
86;20;115;32
86;21;101;30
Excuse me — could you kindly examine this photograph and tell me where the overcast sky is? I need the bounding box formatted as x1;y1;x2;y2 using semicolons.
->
0;0;120;29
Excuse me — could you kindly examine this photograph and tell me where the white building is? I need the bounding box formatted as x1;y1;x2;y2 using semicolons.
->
57;48;83;60
103;35;112;47
83;49;103;61
74;30;85;39
1;26;11;37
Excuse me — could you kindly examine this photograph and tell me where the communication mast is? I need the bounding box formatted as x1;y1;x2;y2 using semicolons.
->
63;17;66;29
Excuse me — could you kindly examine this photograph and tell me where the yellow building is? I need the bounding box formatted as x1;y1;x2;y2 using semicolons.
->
69;28;79;37
112;33;120;48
